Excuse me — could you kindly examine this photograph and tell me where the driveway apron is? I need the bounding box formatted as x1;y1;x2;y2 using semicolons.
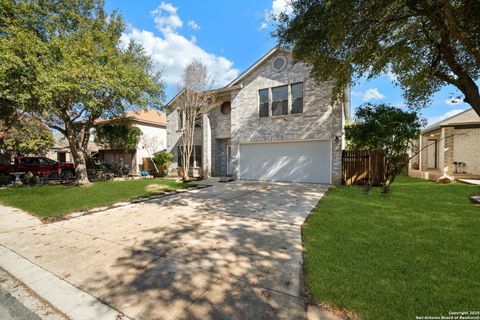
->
0;181;328;319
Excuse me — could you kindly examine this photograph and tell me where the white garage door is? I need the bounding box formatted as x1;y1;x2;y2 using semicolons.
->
239;140;331;184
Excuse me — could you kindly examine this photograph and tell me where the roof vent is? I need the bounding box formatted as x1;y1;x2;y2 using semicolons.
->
272;56;288;72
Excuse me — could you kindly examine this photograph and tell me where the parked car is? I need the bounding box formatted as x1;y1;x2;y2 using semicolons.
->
0;156;75;180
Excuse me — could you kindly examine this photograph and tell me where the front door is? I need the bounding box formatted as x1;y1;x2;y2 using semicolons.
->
427;139;438;169
226;144;232;176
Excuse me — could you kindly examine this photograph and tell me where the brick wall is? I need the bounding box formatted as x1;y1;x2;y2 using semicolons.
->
453;128;480;174
229;53;343;184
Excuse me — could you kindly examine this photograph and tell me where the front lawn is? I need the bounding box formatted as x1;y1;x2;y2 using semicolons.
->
304;176;480;320
0;179;185;218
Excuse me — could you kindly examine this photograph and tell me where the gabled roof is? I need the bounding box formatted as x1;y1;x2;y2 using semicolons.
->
423;108;480;133
164;47;353;121
96;109;166;127
225;47;290;87
165;47;289;109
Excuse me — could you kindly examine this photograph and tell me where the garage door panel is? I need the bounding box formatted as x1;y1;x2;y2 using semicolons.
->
239;141;331;184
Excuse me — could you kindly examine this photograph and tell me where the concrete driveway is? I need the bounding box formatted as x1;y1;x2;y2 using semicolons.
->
0;180;328;319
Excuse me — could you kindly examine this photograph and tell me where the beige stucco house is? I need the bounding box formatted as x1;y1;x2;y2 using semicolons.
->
47;109;167;174
409;108;480;181
93;109;167;174
166;47;350;184
47;134;73;164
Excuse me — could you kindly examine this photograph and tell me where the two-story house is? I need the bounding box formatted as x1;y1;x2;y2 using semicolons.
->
166;47;350;184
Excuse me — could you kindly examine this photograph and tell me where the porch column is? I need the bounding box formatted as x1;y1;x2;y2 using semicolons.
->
419;134;429;171
202;114;212;178
441;126;455;176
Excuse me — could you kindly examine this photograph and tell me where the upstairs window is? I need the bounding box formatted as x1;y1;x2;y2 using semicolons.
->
271;85;288;116
178;110;184;130
195;116;202;128
259;89;269;117
291;83;304;114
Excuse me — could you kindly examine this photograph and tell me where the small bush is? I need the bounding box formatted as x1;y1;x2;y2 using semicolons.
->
152;151;174;177
22;172;40;186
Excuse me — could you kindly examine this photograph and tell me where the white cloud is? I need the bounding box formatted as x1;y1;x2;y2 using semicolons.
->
260;0;293;30
121;26;239;87
187;20;200;30
445;98;463;105
120;2;238;87
156;2;177;15
384;68;397;82
427;109;465;126
271;0;293;16
152;2;183;32
359;88;386;102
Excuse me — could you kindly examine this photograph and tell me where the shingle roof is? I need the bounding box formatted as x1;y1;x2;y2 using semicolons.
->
423;108;480;133
97;109;166;126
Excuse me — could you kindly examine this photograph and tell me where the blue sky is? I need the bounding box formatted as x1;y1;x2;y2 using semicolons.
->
105;0;471;125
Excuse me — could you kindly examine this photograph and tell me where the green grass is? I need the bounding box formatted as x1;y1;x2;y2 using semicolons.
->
303;176;480;320
0;179;185;218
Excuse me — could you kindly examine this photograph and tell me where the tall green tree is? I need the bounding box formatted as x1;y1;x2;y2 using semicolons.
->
0;0;164;184
94;120;142;176
345;104;424;193
0;115;54;159
275;0;480;115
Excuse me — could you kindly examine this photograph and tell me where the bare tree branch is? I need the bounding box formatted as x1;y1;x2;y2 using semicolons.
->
174;60;217;181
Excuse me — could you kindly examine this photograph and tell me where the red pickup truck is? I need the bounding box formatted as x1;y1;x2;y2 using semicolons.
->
0;156;75;179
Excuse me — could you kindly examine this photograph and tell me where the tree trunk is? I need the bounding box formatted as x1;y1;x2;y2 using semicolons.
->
69;143;90;185
64;122;91;185
75;151;89;185
181;144;193;181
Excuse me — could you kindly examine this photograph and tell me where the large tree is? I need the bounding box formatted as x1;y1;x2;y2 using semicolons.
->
173;60;216;181
345;104;424;193
0;0;164;184
275;0;480;115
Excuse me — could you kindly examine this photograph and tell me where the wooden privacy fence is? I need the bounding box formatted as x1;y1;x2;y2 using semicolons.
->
342;150;385;186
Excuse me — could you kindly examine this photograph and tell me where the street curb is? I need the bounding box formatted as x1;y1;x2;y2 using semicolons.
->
0;245;127;320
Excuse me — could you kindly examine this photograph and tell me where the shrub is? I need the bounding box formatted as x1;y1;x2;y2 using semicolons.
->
22;172;40;186
152;151;174;177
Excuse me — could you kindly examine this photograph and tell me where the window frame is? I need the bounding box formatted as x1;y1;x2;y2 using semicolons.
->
271;85;289;117
291;82;304;114
258;88;270;118
177;145;202;168
258;82;304;118
177;110;184;131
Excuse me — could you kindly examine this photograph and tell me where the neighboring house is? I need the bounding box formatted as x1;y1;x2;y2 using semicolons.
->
46;134;72;163
47;109;167;174
409;108;480;181
166;47;350;184
94;109;167;174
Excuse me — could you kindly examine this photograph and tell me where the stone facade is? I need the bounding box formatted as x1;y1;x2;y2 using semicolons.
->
166;49;347;184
